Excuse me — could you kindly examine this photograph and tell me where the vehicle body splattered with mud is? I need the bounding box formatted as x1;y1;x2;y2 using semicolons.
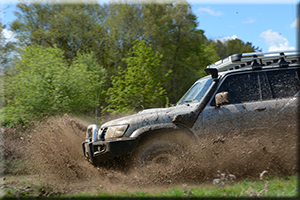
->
82;50;299;167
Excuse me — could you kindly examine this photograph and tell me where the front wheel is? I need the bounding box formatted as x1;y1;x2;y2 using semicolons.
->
131;131;195;168
138;141;183;166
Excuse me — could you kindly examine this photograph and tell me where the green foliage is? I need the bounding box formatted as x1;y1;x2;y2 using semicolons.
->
200;41;220;77
101;2;144;74
10;1;220;104
141;2;214;103
0;22;6;67
214;38;261;59
0;21;18;70
5;0;262;118
11;1;105;61
3;45;106;125
105;40;171;113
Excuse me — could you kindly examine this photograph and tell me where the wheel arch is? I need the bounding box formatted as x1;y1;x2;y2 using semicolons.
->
131;122;194;136
130;123;197;146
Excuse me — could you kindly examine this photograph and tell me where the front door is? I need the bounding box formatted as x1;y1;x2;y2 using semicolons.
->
192;68;299;136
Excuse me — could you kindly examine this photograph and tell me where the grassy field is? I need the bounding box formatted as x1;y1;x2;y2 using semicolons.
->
3;174;298;198
68;175;298;198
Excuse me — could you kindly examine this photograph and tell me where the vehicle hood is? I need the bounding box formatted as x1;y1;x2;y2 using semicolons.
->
101;103;199;137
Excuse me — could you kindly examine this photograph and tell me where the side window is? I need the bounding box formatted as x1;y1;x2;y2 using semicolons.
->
266;69;300;99
215;73;261;104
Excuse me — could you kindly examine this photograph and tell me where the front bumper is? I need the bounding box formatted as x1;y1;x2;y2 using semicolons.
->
82;137;139;164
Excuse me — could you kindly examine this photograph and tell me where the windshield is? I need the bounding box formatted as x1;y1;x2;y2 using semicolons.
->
177;76;213;105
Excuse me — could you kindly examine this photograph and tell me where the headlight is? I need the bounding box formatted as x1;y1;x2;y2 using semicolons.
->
105;124;129;139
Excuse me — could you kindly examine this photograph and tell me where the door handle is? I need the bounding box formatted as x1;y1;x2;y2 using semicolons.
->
255;107;266;111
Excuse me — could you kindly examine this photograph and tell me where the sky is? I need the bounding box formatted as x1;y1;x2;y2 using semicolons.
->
0;0;299;53
190;3;298;52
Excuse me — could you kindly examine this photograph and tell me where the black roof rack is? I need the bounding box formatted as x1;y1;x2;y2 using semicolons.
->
206;50;299;73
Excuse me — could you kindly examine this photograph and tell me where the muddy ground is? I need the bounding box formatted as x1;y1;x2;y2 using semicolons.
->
1;115;298;195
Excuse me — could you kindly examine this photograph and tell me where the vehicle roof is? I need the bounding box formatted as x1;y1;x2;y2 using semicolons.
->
218;62;300;76
204;50;299;80
206;50;299;73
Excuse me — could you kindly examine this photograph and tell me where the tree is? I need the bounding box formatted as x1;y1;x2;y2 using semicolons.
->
214;38;261;59
0;22;7;70
105;40;171;113
4;45;106;125
100;2;144;74
201;41;220;76
0;21;18;71
11;0;106;63
140;2;217;103
9;0;222;108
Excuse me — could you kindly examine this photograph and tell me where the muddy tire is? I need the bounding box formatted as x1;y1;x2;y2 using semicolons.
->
138;141;183;166
130;131;195;168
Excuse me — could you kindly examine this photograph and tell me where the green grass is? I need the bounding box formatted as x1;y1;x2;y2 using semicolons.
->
3;174;298;198
3;179;61;198
59;174;298;198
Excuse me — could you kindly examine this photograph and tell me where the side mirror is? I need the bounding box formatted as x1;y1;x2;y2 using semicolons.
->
215;92;230;107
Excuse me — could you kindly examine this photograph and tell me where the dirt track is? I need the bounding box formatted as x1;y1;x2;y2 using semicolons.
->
2;115;298;195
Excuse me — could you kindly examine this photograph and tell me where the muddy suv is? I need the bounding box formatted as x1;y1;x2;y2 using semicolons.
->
82;50;299;166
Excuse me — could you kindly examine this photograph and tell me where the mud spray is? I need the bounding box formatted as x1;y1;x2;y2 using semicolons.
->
3;115;298;195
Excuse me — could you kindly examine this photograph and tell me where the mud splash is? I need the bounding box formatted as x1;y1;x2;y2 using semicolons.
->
3;115;298;195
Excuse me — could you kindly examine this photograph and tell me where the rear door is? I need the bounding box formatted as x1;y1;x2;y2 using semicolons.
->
260;68;300;130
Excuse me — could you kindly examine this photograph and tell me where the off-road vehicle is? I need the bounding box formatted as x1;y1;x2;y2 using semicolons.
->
82;50;299;166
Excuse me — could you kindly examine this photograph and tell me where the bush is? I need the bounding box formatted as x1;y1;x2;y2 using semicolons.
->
4;45;106;126
105;40;171;113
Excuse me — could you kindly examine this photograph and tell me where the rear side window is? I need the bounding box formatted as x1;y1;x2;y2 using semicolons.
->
266;69;300;99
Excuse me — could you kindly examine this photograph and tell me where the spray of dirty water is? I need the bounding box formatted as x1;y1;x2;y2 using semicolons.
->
4;115;298;194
